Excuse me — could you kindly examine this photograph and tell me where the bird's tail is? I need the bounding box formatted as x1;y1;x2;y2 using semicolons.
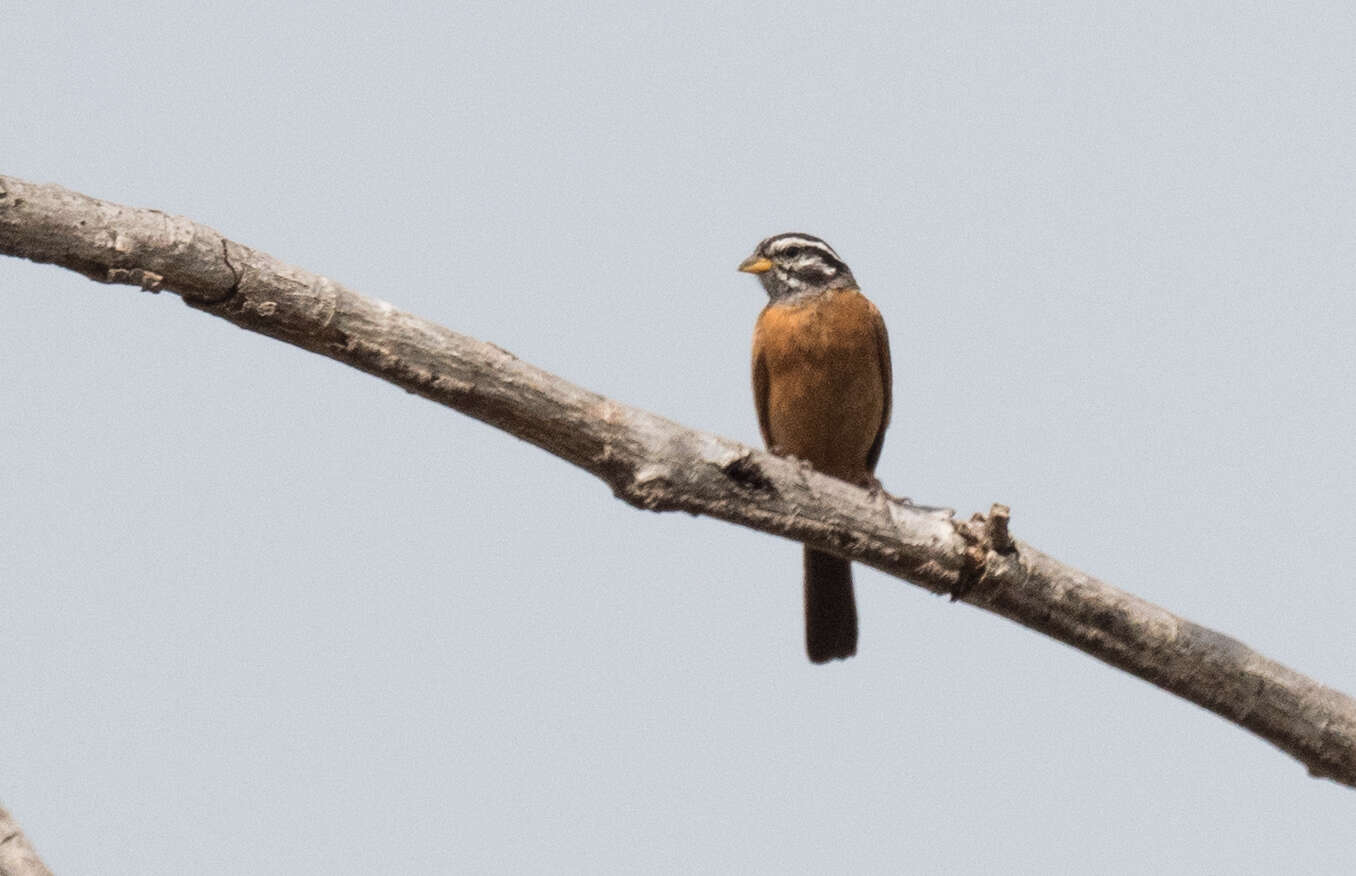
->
803;548;858;663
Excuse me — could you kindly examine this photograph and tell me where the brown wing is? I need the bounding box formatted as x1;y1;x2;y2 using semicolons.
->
751;317;774;448
864;299;892;473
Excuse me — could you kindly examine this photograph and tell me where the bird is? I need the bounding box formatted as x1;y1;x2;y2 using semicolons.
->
739;233;892;663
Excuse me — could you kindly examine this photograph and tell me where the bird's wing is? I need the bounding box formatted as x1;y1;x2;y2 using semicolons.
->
751;315;774;448
865;298;892;473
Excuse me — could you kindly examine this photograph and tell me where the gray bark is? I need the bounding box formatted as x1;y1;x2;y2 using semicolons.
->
3;173;1354;789
0;804;53;876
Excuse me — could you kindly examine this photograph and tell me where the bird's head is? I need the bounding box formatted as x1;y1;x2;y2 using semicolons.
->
738;233;856;301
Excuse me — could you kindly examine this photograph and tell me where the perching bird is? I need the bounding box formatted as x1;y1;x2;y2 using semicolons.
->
739;233;892;663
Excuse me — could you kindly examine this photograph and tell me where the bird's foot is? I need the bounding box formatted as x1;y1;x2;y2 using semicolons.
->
771;447;817;475
863;474;911;505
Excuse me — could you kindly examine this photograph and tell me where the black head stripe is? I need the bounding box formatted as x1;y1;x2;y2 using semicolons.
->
762;232;832;255
763;234;847;275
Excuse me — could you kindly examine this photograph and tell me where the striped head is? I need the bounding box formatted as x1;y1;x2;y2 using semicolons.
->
737;233;857;301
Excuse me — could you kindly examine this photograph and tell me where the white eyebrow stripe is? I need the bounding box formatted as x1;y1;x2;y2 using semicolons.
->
767;236;840;261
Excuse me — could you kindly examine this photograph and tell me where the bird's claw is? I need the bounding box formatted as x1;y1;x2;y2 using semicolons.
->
864;474;911;505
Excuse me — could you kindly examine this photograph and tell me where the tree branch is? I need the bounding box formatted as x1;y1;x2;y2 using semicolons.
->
0;804;52;876
3;173;1354;787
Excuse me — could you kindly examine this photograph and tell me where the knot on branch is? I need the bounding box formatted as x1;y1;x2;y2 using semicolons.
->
720;451;777;493
611;462;684;513
953;502;1016;602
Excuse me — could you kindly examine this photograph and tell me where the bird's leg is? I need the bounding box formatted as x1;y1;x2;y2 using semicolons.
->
862;473;911;505
770;446;817;476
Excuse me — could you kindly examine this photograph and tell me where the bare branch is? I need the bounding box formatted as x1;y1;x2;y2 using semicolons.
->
3;173;1355;787
0;804;52;876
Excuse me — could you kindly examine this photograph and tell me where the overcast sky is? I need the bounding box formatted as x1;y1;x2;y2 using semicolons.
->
4;2;1355;873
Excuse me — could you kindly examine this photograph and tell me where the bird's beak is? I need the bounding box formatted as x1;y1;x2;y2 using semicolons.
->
738;255;773;274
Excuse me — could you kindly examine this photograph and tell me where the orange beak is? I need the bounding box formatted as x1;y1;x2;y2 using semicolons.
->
738;255;773;274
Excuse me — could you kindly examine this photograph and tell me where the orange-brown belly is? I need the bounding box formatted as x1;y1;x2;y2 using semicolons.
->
754;289;886;483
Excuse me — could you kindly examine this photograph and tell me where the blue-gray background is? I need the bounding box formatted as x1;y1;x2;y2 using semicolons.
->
3;3;1354;873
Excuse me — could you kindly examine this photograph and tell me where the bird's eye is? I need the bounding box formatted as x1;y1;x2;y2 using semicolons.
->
782;246;802;259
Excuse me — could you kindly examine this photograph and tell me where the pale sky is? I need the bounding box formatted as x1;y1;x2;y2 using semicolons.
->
3;2;1355;873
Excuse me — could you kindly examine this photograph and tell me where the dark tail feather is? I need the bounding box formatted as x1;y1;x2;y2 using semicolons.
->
803;548;857;663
